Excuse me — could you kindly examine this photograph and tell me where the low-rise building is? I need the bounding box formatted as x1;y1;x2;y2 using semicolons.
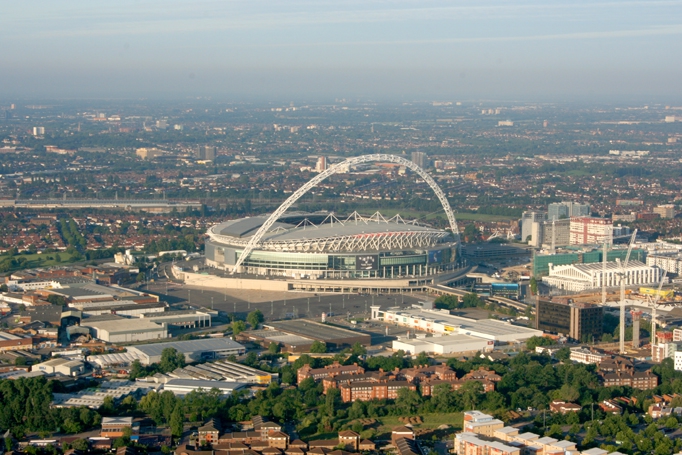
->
339;380;416;403
569;347;609;364
33;358;85;376
0;332;34;352
462;411;504;437
297;362;365;383
549;400;581;414
101;416;135;438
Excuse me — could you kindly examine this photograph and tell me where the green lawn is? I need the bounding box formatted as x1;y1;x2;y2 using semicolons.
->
373;413;464;435
0;252;76;271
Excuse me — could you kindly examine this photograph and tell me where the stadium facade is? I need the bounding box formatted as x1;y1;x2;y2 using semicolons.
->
206;211;459;279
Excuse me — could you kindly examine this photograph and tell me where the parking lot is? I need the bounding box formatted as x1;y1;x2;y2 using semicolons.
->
143;279;425;323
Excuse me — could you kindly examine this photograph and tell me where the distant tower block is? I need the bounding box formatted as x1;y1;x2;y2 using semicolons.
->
631;310;643;348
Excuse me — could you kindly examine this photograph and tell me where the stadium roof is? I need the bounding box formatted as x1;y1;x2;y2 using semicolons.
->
208;211;454;253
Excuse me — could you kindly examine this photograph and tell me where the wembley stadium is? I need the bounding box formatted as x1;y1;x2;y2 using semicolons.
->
197;154;463;288
205;211;460;279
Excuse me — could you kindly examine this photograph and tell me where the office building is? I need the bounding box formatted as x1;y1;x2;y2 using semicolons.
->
652;342;677;363
548;201;590;221
198;145;216;161
315;156;327;172
535;300;603;341
674;351;682;371
540;218;571;249
521;211;547;244
33;126;45;136
612;225;631;238
411;151;428;168
647;254;682;275
570;217;613;245
155;119;168;129
654;204;677;219
135;148;164;160
542;260;662;292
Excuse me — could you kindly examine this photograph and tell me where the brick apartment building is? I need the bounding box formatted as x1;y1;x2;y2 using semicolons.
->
297;362;365;383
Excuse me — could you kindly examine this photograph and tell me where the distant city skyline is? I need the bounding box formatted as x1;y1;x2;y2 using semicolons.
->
3;1;682;101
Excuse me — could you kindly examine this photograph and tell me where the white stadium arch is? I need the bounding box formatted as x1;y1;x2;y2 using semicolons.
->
231;153;460;274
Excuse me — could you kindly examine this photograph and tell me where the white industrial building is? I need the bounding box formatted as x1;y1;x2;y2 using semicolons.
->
88;338;246;367
80;318;168;343
162;379;249;396
52;380;157;408
393;334;493;355
128;338;246;365
372;306;541;354
159;359;277;384
542;260;663;292
33;358;85;376
79;301;167;317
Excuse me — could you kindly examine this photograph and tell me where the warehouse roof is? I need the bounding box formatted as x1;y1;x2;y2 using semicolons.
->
129;338;245;358
381;308;541;340
163;379;249;393
266;320;367;342
81;318;165;334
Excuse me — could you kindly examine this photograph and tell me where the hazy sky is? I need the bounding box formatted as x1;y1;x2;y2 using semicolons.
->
3;0;682;101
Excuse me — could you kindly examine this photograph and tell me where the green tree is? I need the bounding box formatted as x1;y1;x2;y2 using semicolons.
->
231;320;247;336
350;342;367;356
170;405;184;438
100;395;116;415
460;381;484;410
247;309;264;328
529;277;538;295
160;348;186;373
310;341;327;353
525;335;554;351
268;342;280;354
46;294;67;307
396;388;421;414
71;439;89;451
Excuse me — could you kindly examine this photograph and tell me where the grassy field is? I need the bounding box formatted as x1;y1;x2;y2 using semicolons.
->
373;413;464;435
0;252;76;270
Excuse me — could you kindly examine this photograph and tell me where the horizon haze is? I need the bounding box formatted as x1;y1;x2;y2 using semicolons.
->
3;0;682;102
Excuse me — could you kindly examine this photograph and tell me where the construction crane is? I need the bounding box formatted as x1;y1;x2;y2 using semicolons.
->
617;229;638;355
649;269;668;357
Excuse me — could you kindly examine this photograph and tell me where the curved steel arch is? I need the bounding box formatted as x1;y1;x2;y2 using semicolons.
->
231;153;460;273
